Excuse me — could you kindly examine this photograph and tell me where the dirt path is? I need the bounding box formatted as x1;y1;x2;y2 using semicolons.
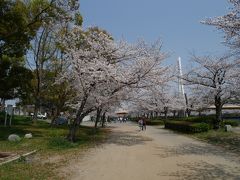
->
69;122;240;180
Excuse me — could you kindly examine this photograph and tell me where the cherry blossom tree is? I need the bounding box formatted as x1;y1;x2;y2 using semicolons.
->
202;0;240;51
186;87;213;116
126;63;186;120
182;54;240;129
127;80;181;120
58;26;168;141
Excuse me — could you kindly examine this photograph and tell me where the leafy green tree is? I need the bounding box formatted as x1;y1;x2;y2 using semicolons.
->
25;0;82;122
0;56;33;105
0;0;56;107
0;0;54;58
0;0;30;58
39;60;76;125
0;0;83;119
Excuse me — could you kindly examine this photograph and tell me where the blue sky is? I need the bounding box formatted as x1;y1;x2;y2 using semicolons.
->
80;0;231;68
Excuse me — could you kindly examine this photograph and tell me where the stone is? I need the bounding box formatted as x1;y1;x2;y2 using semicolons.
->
8;134;21;142
24;133;33;139
225;125;232;132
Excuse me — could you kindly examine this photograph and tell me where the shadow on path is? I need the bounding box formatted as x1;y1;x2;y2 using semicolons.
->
159;161;240;180
154;142;240;163
154;140;240;179
105;130;152;146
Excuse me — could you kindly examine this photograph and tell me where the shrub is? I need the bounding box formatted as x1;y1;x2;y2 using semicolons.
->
146;120;164;126
223;113;240;118
128;117;139;122
129;118;164;126
223;120;239;127
149;117;164;121
190;123;210;133
165;121;209;133
177;116;215;124
165;121;191;132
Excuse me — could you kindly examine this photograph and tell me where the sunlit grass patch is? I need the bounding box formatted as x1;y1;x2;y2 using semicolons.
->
0;115;109;179
191;129;240;154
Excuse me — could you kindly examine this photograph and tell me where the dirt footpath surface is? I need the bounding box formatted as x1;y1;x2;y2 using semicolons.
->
70;122;240;180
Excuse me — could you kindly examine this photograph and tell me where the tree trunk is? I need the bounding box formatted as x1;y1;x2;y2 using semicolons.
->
186;108;191;117
66;94;93;142
101;112;106;128
67;114;84;142
94;108;102;130
33;97;40;123
214;96;222;129
150;111;153;119
198;111;201;117
173;110;176;118
50;107;60;127
0;99;5;111
67;122;78;142
164;107;168;120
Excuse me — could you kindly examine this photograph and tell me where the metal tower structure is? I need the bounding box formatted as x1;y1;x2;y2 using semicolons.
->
177;57;185;97
177;57;189;117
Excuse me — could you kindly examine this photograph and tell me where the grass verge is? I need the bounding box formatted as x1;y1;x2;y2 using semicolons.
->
0;116;108;179
190;129;240;155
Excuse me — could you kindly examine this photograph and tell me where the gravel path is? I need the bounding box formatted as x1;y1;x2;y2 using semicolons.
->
69;122;240;180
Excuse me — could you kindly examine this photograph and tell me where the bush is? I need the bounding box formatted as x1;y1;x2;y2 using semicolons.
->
146;120;164;126
190;123;210;133
128;117;139;122
149;117;164;121
223;113;240;118
129;117;164;126
175;116;215;124
165;121;191;132
165;121;209;133
223;120;239;127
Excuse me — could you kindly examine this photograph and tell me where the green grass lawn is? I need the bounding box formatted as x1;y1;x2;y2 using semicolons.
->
191;129;240;155
0;115;108;179
162;116;239;154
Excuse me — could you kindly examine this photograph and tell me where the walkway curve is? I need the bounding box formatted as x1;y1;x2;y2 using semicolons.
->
69;122;240;180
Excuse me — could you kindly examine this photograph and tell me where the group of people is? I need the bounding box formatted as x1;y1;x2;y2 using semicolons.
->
138;118;146;131
118;117;127;123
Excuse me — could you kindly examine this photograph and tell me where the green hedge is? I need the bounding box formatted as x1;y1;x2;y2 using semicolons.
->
129;117;164;126
190;123;210;133
223;120;239;127
129;117;139;122
171;116;215;124
165;121;210;133
146;120;164;126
